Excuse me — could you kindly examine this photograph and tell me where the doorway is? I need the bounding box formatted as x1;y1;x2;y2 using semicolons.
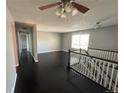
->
15;22;34;61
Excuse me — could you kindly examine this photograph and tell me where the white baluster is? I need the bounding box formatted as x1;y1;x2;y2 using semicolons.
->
100;51;102;58
92;60;95;80
113;72;118;92
84;57;87;76
109;64;115;90
113;53;116;62
112;53;115;61
108;52;111;60
80;60;83;73
83;56;86;75
91;59;95;80
110;52;112;60
85;57;88;77
107;52;109;60
110;52;113;61
80;58;82;72
81;56;84;74
74;54;77;65
72;55;75;65
107;51;109;60
104;62;110;87
100;61;105;85
98;50;100;58
86;57;89;77
88;57;91;78
96;50;99;57
93;59;97;81
96;60;101;83
116;53;118;62
83;62;85;75
101;51;103;58
94;50;96;57
90;58;94;79
110;52;114;61
99;51;101;58
102;51;106;59
97;50;99;58
104;51;107;59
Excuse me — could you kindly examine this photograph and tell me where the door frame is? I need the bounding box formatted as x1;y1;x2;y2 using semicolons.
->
13;21;38;66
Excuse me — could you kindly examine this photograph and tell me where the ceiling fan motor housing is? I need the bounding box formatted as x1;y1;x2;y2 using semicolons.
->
61;0;71;3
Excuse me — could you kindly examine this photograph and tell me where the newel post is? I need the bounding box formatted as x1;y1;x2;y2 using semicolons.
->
67;49;71;71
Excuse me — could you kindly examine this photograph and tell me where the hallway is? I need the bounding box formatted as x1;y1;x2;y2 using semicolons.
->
14;50;108;93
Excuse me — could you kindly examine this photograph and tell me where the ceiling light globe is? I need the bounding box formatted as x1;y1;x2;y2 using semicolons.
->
61;8;65;13
65;6;71;13
72;8;78;16
55;11;61;16
61;13;66;18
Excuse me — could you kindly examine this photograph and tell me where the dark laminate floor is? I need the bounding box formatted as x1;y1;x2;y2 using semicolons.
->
14;50;107;93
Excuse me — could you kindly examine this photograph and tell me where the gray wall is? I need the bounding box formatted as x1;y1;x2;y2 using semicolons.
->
61;25;118;51
6;8;16;93
37;31;61;53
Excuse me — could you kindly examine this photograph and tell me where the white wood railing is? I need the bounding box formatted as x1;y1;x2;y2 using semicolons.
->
68;48;118;92
88;48;118;62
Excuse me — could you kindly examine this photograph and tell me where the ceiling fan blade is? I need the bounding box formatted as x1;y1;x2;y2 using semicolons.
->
72;2;89;13
39;2;62;10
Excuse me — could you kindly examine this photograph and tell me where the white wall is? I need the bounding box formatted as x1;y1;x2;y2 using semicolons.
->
37;31;61;53
6;8;16;93
62;25;118;51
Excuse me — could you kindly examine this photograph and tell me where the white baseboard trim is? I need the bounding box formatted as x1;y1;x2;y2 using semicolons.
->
31;53;39;63
61;49;68;52
37;49;69;54
35;59;39;62
38;50;62;54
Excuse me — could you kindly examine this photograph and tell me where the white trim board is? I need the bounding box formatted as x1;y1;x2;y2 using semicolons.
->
61;49;68;52
37;50;68;54
31;53;39;62
37;50;62;54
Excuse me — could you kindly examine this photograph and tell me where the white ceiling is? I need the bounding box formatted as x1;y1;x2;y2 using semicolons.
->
7;0;118;33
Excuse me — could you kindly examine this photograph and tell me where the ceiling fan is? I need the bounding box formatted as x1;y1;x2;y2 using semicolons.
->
39;0;90;18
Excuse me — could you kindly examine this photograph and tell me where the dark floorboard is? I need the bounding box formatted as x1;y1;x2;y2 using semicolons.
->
14;50;107;93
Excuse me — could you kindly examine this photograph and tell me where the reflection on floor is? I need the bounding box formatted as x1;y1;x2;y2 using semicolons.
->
14;50;107;93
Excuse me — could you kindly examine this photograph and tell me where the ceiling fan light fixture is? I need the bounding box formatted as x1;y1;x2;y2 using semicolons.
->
65;3;72;13
65;6;71;13
55;6;62;16
60;13;66;18
55;10;61;16
39;1;90;19
61;8;65;13
72;7;78;16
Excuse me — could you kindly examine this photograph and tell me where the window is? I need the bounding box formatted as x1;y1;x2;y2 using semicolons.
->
71;34;90;50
